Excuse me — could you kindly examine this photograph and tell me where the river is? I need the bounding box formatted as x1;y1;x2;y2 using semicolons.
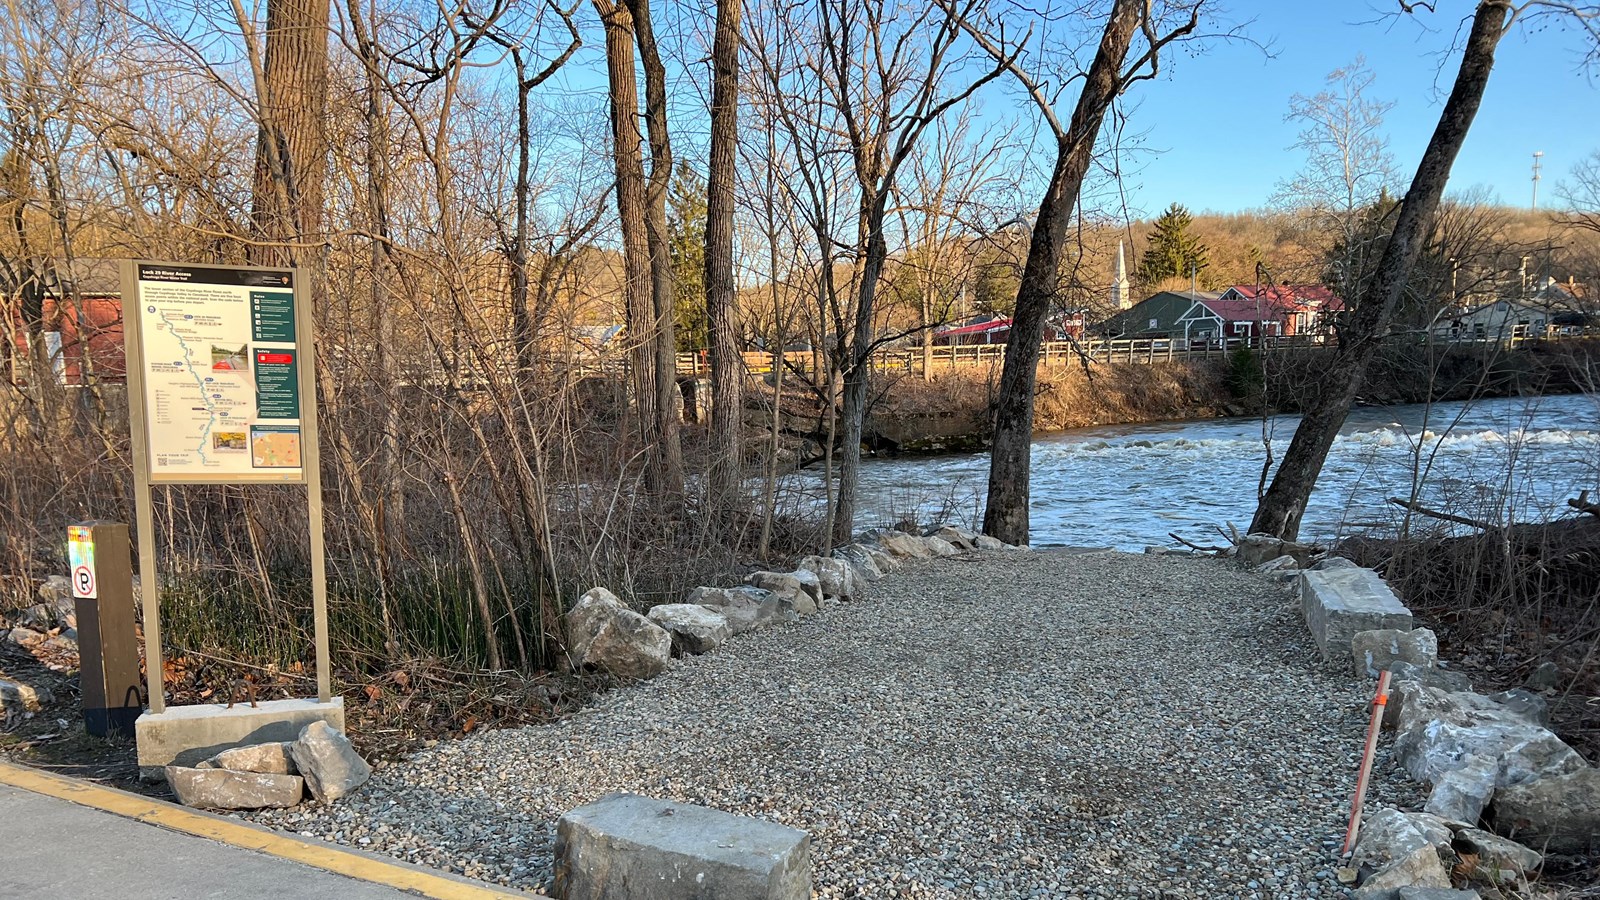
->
814;393;1600;550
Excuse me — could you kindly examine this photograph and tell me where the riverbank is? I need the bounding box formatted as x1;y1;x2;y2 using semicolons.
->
860;340;1600;453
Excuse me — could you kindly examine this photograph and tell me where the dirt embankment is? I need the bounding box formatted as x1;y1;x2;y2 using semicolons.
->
861;342;1600;454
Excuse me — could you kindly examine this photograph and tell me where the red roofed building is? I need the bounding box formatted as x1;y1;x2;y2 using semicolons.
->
3;260;126;386
1175;284;1345;342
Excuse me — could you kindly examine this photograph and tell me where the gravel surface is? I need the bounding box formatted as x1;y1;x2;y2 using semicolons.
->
247;549;1426;898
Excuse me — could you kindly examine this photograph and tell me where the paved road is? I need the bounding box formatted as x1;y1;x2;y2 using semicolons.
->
0;782;422;899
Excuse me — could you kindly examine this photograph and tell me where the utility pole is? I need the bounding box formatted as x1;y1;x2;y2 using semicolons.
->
1532;151;1544;210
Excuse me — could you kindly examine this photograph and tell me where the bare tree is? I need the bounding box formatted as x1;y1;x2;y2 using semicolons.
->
704;0;744;507
1273;54;1397;297
1557;149;1600;236
960;0;1205;544
1250;0;1600;541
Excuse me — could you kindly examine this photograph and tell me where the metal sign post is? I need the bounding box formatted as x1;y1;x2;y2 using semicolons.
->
120;260;332;716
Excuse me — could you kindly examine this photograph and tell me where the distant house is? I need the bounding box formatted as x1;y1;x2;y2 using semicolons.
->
933;315;1011;346
1432;298;1553;342
1096;290;1221;338
1174;284;1344;341
3;259;126;386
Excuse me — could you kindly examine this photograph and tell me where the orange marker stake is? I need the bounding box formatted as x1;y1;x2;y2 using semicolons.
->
1342;669;1393;856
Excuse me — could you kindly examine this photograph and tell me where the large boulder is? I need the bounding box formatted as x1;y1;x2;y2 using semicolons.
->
877;531;935;560
1489;767;1600;854
797;556;857;601
688;586;786;634
865;546;900;572
0;677;51;717
565;587;673;679
1239;533;1315;567
1423;755;1497;824
1352;628;1438;679
1451;828;1541;885
1352;808;1454;898
930;525;977;551
1299;567;1413;664
554;793;811;900
201;741;297;775
647;605;731;655
290;721;372;803
1394;685;1585;788
745;572;819;616
973;535;1006;552
165;766;304;810
922;535;960;557
831;545;883;582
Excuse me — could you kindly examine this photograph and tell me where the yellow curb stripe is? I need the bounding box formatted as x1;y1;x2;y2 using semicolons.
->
0;760;538;899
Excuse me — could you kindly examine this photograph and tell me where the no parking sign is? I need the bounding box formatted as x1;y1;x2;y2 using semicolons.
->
68;524;97;599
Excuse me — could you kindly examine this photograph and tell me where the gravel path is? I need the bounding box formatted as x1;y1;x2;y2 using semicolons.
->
248;549;1425;898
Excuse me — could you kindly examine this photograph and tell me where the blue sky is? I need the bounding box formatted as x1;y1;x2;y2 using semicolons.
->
1115;1;1600;215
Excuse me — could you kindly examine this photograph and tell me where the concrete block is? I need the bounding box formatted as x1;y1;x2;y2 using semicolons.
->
554;793;811;900
136;697;344;778
1299;567;1412;665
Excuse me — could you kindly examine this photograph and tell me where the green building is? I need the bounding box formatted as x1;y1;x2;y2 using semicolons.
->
1095;290;1221;338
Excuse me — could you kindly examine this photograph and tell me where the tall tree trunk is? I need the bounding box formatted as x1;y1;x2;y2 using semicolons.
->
831;192;890;547
983;0;1142;545
251;0;330;261
626;0;685;499
593;0;664;494
1249;1;1508;541
704;0;743;508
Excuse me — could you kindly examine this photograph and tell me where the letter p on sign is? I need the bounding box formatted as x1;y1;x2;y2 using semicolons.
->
68;524;97;599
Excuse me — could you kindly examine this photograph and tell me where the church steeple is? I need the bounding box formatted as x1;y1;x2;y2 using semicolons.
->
1112;240;1130;309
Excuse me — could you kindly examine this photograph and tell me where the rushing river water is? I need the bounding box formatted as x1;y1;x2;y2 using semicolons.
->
812;392;1600;550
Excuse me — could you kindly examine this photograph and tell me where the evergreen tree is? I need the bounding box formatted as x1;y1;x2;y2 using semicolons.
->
667;160;708;350
1138;203;1209;286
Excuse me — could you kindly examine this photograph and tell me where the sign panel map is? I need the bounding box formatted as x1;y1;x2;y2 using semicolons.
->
133;263;305;482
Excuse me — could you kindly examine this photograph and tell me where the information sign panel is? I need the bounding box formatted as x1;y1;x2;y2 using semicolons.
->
126;263;307;483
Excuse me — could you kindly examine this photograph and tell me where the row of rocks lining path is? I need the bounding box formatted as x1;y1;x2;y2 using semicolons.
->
247;549;1420;898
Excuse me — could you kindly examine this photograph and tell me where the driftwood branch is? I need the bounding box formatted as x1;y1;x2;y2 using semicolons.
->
1567;490;1600;518
1387;497;1496;531
1169;531;1226;553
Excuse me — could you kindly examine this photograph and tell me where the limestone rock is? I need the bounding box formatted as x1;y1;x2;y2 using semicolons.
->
1354;845;1452;899
3;626;44;648
1239;533;1315;567
1299;567;1413;664
1353;809;1455;900
1254;555;1299;574
1485;689;1548;727
1396;889;1481;900
1352;628;1438;679
877;531;934;560
930;525;977;551
290;721;372;803
1489;767;1600;854
688;586;786;634
1423;755;1496;824
745;572;820;615
1384;674;1469;731
974;535;1006;552
831;545;883;582
565;587;673;679
1452;827;1541;883
1311;556;1361;571
202;741;297;775
864;547;899;573
165;766;304;809
922;535;960;557
1393;685;1583;788
647;604;732;655
554;793;811;900
0;677;51;716
797;556;858;600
